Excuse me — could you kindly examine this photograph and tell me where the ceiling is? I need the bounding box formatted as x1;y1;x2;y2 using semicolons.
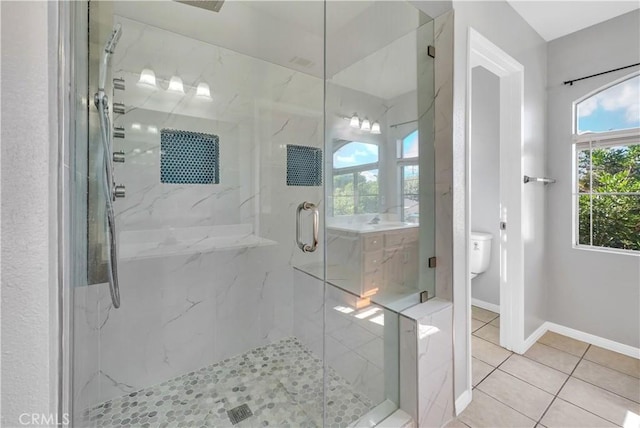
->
507;0;640;41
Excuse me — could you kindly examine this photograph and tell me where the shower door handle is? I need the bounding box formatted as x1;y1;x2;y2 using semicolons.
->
296;201;319;253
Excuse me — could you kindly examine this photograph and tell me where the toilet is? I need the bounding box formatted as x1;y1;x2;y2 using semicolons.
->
470;232;493;279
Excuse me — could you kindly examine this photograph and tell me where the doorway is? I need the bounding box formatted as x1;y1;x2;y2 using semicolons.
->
466;27;526;394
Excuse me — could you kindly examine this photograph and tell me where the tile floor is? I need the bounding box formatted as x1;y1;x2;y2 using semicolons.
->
82;337;374;428
449;306;640;428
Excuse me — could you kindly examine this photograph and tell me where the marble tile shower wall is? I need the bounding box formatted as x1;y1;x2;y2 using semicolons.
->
74;16;324;414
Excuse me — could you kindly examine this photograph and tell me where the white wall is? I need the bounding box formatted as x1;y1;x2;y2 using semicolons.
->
451;0;547;404
1;1;59;425
546;10;640;348
470;66;500;306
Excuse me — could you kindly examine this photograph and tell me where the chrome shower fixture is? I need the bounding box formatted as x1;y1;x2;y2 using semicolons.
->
174;0;225;13
94;23;124;309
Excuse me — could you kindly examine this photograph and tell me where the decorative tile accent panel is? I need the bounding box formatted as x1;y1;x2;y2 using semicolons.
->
286;145;322;186
83;337;373;428
160;129;219;184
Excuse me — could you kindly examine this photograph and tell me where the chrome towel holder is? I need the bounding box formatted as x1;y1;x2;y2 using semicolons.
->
523;175;556;185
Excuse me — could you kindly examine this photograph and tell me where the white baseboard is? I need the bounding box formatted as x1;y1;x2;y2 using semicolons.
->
519;322;548;354
545;322;640;359
455;389;472;416
471;298;500;314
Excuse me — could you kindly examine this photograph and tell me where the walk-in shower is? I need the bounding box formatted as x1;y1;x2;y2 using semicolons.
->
68;1;436;426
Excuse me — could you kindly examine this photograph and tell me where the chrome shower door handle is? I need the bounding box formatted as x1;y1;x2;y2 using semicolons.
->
296;201;319;253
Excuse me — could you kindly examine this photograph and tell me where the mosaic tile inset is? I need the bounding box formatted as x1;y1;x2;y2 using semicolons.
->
82;338;374;428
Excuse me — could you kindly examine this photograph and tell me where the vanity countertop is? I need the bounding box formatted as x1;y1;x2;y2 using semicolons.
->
327;222;418;234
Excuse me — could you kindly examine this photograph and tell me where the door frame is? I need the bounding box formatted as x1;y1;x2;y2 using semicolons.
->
465;27;526;391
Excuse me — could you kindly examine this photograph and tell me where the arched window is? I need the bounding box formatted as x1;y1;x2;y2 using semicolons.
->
332;141;379;215
573;74;640;252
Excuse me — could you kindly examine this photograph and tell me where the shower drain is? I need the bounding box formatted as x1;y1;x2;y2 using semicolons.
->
227;403;253;425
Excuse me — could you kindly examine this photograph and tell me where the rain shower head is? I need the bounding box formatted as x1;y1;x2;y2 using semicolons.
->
174;0;225;13
99;23;123;91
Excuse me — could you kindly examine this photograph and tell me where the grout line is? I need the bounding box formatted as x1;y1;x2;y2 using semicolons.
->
580;355;640;382
520;343;580;375
494;366;556;397
536;344;591;425
518;340;640;402
570;376;640;405
472;342;513;388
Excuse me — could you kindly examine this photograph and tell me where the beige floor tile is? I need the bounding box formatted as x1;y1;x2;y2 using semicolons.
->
583;345;640;379
459;390;535;428
541;398;617;428
472;357;494;387
472;336;512;367
537;331;589;357
573;359;640;403
471;306;499;323
474;324;500;346
524;343;580;374
500;354;569;395
477;369;554;421
558;377;640;426
471;318;485;332
490;316;500;327
444;419;470;428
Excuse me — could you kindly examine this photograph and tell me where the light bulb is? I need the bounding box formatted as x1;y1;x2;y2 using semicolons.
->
196;82;211;98
361;118;371;132
137;69;156;87
370;121;381;134
168;76;184;94
350;113;360;128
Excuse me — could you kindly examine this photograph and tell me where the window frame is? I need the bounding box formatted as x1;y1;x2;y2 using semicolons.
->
572;128;640;255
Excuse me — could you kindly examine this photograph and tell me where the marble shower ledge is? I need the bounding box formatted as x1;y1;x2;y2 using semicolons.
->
118;224;277;261
327;222;418;234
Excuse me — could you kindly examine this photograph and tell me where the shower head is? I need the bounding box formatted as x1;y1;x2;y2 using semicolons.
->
105;23;122;55
174;0;225;13
99;23;122;91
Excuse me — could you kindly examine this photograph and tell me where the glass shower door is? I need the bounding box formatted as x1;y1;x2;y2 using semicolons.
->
73;1;329;426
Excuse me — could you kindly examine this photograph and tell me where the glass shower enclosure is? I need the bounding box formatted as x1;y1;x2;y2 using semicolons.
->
68;1;435;426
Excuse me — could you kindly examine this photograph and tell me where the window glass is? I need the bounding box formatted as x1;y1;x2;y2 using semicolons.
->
401;130;419;158
333;173;355;215
402;165;419;223
576;75;640;134
357;169;379;214
576;142;640;251
333;142;378;168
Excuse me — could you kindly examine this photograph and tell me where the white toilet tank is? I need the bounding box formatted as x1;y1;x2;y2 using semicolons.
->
470;232;493;276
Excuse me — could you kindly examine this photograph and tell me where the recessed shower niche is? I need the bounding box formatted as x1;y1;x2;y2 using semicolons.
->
70;1;436;426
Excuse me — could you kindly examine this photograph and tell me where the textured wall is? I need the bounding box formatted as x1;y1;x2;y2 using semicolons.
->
1;1;58;425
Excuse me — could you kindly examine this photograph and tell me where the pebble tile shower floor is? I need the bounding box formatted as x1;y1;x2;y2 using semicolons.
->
83;338;374;428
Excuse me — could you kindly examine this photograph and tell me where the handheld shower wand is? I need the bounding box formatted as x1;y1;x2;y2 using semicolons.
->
99;23;122;91
95;23;123;308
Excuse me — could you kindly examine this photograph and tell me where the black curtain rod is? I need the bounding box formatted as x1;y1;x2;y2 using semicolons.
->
563;63;640;86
